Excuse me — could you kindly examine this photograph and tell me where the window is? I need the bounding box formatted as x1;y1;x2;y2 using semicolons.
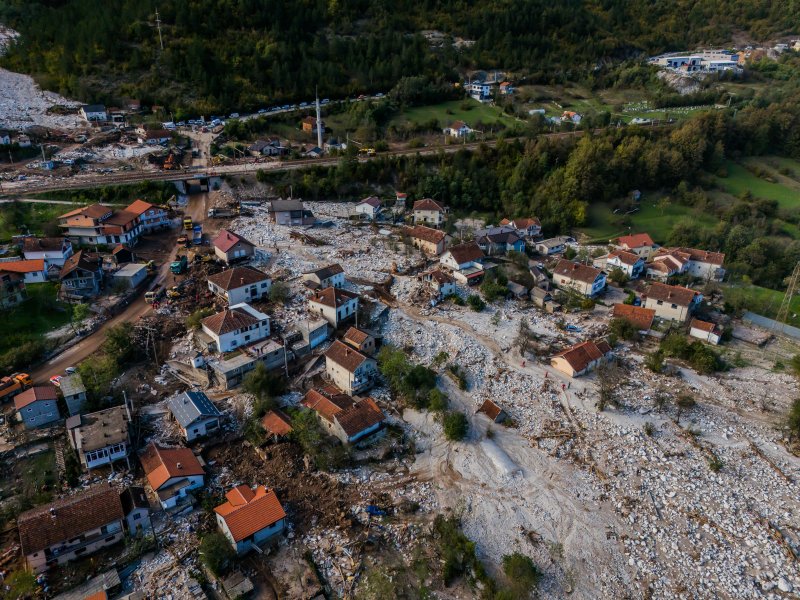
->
133;513;141;520
657;300;663;305
671;304;677;309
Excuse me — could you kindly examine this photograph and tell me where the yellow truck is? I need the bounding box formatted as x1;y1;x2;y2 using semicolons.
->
0;373;32;403
183;216;193;230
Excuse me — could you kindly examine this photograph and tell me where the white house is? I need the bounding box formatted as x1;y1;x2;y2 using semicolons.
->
561;111;582;124
302;264;345;290
355;196;382;220
420;269;457;300
594;250;645;279
14;386;61;429
22;237;74;268
66;405;131;471
0;259;48;284
324;340;378;395
412;199;447;227
215;485;287;555
551;340;612;378
80;104;107;122
308;287;359;327
642;282;702;322
207;266;271;305
201;303;270;353
443;120;473;137
126;200;170;232
535;237;571;255
552;259;607;297
167;391;222;442
440;242;485;285
141;442;206;510
689;318;721;345
613;233;657;260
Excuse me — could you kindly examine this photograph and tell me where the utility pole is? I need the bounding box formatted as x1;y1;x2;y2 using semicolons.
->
770;261;800;363
155;8;164;51
315;88;324;152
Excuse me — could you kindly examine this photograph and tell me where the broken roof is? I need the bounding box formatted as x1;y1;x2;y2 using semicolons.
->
260;409;293;436
554;340;612;373
59;373;86;397
477;399;505;420
214;485;286;543
167;391;221;428
17;483;124;555
60;250;101;279
14;386;57;410
309;287;358;309
68;405;129;452
612;304;656;331
645;282;699;307
304;263;344;281
207;266;270;291
22;237;69;253
141;442;205;491
213;229;255;253
553;259;604;284
324;340;371;372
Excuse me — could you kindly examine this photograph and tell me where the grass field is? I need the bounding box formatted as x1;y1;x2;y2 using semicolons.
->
577;196;717;243
0;284;72;354
722;284;800;328
715;161;800;209
389;99;519;129
0;446;58;504
0;201;78;242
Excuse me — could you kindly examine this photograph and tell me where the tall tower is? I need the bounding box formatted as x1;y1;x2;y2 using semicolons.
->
315;89;323;151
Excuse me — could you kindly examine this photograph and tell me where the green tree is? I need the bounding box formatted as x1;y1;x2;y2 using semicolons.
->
501;552;542;597
607;268;629;285
242;362;285;415
467;295;486;312
71;302;91;334
676;394;696;422
104;322;136;364
199;532;234;576
443;411;469;441
269;281;290;304
428;388;448;412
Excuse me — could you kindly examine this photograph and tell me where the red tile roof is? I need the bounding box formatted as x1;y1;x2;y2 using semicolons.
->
126;199;155;215
309;287;358;309
615;233;655;249
406;225;446;244
14;386;57;410
674;247;725;266
553;259;603;284
413;198;445;213
207;266;270;291
17;483;124;555
140;442;205;491
343;327;371;347
324;340;370;372
607;250;642;266
202;306;262;335
0;259;45;273
336;397;384;437
690;318;716;333
213;229;255;253
214;485;286;542
22;237;68;253
445;242;484;265
302;389;355;422
612;304;655;331
260;410;293;436
478;399;505;421
645;282;699;307
554;340;612;373
59;204;112;221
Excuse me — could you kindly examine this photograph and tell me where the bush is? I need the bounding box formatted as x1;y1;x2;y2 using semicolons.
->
243;362;286;414
467;295;485;312
433;515;490;588
199;532;234;576
608;268;629;285
501;552;541;596
428;388;449;412
481;280;509;303
609;317;638;342
645;350;664;373
186;307;215;330
269;281;290;304
443;411;469;441
788;398;800;439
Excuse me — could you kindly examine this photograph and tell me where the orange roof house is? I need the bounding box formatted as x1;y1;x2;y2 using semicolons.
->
214;485;287;554
140;442;205;508
551;340;612;377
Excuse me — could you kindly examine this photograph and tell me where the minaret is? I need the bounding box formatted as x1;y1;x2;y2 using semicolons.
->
315;88;323;151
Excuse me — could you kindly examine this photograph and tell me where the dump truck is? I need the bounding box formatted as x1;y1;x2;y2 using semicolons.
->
192;224;203;245
144;286;165;304
183;216;193;230
207;206;240;218
0;373;32;403
170;255;188;274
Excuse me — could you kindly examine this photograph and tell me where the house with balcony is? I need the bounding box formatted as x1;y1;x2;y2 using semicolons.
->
167;391;222;442
302;388;385;444
141;442;206;510
126;199;170;232
58;204;142;246
440;242;486;285
308;287;359;327
324;340;377;395
66;405;131;471
17;483;125;573
207;267;272;306
201;303;270;353
215;485;287;555
59;250;103;298
552;259;607;297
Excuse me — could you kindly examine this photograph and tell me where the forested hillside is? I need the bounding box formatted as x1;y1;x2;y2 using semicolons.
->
0;0;798;112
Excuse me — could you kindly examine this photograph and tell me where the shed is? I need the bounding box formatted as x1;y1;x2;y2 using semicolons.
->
112;263;148;289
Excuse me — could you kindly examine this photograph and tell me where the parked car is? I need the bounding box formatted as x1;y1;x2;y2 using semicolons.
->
229;113;240;119
258;108;267;114
49;375;62;386
65;366;77;375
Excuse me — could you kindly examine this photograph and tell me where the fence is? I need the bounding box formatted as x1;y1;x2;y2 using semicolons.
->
742;311;800;341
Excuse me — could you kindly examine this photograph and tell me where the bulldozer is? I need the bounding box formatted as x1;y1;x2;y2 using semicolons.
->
166;286;183;299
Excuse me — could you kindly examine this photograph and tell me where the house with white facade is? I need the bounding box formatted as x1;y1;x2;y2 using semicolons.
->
212;229;256;264
443;120;473;138
141;442;206;510
207;266;271;305
302;389;385;444
412;199;447;227
0;259;48;284
535;237;571;255
420;269;457;300
22;237;74;268
308;287;359;327
215;485;287;555
59;204;142;246
201;303;270;353
15;386;61;429
551;340;613;378
593;250;645;279
643;282;702;322
66;405;131;471
552;259;607;297
167;391;222;442
355;196;382;220
126;199;171;232
440;242;485;285
18;484;125;574
613;233;657;260
302;264;345;290
689;318;722;345
80;104;108;122
324;340;378;395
